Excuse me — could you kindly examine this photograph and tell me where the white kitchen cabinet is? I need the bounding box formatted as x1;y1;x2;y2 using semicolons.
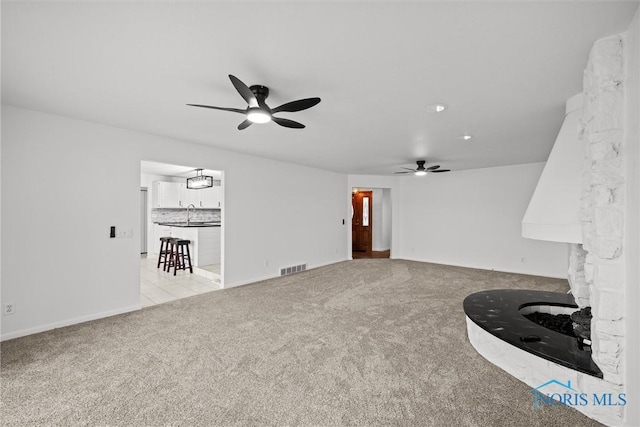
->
152;181;183;208
215;186;222;208
152;181;222;209
199;186;221;208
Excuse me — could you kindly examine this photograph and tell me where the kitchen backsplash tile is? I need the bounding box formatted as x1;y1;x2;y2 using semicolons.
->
152;208;220;223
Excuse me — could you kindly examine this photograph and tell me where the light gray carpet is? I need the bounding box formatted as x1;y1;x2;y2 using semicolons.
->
1;259;602;426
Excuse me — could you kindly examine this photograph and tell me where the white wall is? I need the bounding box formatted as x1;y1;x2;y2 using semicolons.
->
624;7;640;425
381;188;392;250
396;163;569;278
370;189;391;251
0;104;3;336
1;106;348;340
372;189;383;251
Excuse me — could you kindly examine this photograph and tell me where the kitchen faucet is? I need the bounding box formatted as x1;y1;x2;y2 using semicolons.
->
186;204;196;225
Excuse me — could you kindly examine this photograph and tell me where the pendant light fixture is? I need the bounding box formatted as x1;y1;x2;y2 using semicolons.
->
186;169;213;189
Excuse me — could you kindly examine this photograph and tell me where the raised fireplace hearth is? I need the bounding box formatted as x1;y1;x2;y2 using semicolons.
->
464;289;623;425
464;289;601;378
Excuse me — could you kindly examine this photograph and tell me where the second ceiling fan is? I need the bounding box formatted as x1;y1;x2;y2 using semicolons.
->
395;160;451;176
187;74;321;130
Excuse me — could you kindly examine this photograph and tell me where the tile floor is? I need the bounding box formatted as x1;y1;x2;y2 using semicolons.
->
199;264;221;275
140;254;221;308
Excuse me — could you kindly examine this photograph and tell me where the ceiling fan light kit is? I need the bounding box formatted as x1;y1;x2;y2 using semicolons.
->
395;160;451;176
247;107;271;123
188;75;321;130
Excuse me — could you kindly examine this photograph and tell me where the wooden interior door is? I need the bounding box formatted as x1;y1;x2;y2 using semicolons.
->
352;191;372;252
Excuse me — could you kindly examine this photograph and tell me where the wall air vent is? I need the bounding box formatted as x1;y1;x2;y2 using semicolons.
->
280;263;307;276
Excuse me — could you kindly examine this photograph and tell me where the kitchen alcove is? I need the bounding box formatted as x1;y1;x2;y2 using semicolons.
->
140;160;224;307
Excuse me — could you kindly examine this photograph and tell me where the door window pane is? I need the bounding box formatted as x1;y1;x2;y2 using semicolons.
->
363;197;369;226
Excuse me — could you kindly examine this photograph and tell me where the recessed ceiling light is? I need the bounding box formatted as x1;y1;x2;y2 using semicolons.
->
427;103;447;113
461;134;472;141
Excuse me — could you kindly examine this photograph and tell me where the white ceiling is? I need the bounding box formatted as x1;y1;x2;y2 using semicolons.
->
140;161;221;179
2;1;638;175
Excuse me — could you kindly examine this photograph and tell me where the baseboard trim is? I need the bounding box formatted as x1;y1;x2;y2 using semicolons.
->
223;257;348;289
397;256;567;279
1;304;142;342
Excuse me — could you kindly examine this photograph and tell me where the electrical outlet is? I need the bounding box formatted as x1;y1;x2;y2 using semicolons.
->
264;260;269;267
4;303;16;315
521;257;526;263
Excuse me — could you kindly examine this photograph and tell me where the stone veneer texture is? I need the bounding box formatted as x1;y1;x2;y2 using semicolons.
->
568;243;590;308
577;33;626;397
151;208;221;224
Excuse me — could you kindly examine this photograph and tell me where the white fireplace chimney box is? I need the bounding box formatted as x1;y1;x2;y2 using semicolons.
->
522;93;584;244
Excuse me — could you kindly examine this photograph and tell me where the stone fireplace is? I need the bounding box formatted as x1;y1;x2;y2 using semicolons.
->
570;34;626;390
466;33;630;426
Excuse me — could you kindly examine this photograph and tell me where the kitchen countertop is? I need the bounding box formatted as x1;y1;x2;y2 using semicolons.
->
157;222;221;228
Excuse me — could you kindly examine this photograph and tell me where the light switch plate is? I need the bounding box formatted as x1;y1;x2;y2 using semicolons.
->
115;228;134;238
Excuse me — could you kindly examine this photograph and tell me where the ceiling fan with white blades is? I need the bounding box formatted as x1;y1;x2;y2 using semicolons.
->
395;160;451;176
187;74;321;130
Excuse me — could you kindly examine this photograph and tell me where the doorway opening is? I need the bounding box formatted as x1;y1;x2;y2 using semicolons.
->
351;188;392;259
139;160;224;307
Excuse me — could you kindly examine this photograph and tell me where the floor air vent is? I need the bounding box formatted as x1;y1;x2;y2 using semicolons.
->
280;263;307;276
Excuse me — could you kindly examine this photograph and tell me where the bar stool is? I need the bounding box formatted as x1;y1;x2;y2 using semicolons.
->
164;238;179;272
157;236;173;270
168;239;193;276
